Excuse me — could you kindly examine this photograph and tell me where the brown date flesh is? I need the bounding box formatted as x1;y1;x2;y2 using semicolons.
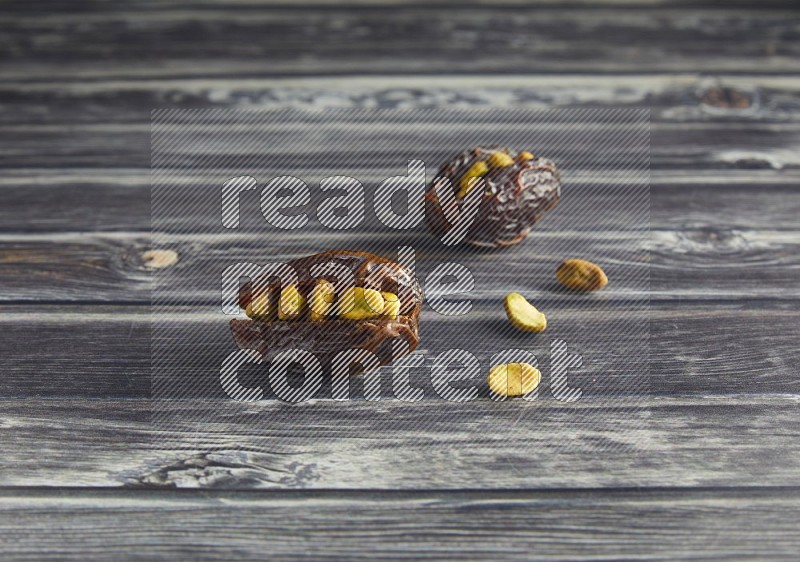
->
230;250;423;367
425;146;561;248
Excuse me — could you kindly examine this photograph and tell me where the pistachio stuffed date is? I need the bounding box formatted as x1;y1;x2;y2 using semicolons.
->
230;250;422;366
425;146;561;247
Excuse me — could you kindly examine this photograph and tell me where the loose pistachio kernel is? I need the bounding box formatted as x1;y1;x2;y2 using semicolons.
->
309;279;336;321
487;151;515;169
456;160;489;198
488;362;541;398
278;285;306;320
338;287;385;321
516;151;535;162
245;292;274;320
380;291;401;319
504;292;547;333
556;259;608;292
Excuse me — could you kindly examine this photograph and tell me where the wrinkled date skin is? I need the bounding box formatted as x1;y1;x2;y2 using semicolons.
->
425;146;561;247
230;250;423;367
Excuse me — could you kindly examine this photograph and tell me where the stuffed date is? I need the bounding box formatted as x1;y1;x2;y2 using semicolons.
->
230;250;422;367
425;146;561;247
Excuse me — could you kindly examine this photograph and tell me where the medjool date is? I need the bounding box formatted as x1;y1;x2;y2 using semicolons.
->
230;250;422;367
426;146;561;247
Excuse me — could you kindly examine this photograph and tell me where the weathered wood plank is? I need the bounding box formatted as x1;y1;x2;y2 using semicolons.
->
7;0;800;9
2;75;800;126
0;487;798;561
2;7;799;80
0;397;798;489
0;304;796;398
1;227;798;303
0;2;795;559
1;171;798;232
4;119;800;170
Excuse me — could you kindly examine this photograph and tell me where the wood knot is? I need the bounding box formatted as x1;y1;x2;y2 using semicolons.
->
122;450;319;488
141;249;179;270
716;150;783;170
700;86;754;111
679;229;750;255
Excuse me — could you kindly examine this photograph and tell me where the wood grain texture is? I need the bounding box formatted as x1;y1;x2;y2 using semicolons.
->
4;119;800;170
0;487;799;561
0;397;798;489
0;0;798;557
6;303;800;398
2;226;799;303
2;5;800;80
2;75;800;126
1;170;799;232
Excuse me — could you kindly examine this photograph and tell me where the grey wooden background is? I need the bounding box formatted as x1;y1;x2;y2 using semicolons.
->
2;0;800;559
